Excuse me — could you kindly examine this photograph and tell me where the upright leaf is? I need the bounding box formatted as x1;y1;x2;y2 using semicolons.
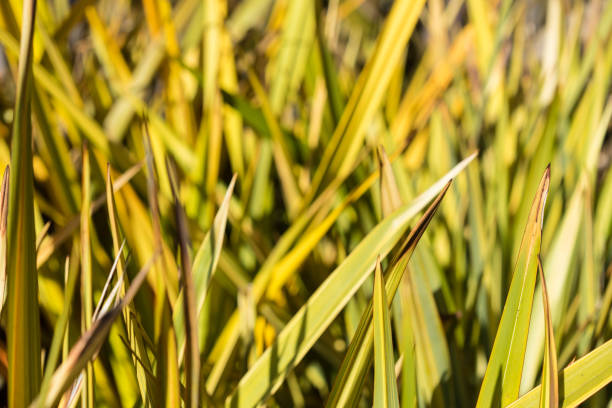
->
80;144;94;408
6;0;42;405
399;278;417;408
373;259;400;408
168;162;199;408
106;164;158;407
173;174;236;361
538;260;558;408
0;166;9;314
476;166;550;408
37;257;80;408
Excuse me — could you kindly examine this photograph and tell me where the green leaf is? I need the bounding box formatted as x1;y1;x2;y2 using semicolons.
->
399;278;417;408
6;0;42;405
106;163;158;407
373;259;400;408
538;259;558;408
174;174;236;361
168;162;199;408
521;174;585;391
476;166;550;408
0;166;9;315
36;258;79;408
80;144;94;408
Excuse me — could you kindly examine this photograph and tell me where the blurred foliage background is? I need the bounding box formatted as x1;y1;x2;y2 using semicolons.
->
0;0;611;406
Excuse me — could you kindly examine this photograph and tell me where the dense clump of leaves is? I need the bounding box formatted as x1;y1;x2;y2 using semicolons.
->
0;0;610;407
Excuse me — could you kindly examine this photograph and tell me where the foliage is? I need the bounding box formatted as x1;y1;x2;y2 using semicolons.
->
0;0;610;407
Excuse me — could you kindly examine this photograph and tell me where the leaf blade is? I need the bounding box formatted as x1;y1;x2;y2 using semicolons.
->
373;259;400;408
476;166;550;408
6;0;42;405
538;259;558;408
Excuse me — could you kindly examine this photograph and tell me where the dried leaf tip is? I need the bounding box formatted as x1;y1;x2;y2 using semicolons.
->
376;146;389;167
0;166;9;237
538;167;551;229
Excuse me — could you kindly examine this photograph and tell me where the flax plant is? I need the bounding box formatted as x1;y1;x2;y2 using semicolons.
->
0;0;610;407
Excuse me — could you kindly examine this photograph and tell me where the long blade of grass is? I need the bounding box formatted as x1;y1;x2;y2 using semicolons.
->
168;161;199;408
266;151;477;300
80;143;94;408
0;166;9;315
37;257;80;408
6;0;42;405
522;96;612;391
173;174;236;362
399;275;417;408
476;166;550;408
373;259;400;408
140;124;177;407
538;259;558;408
521;174;585;390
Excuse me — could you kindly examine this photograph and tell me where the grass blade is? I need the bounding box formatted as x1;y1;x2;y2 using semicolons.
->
399;277;417;408
538;259;558;408
79;144;94;408
476;166;550;408
174;174;236;362
168;161;199;408
6;0;42;405
37;257;79;408
0;166;9;315
373;259;400;408
521;174;585;391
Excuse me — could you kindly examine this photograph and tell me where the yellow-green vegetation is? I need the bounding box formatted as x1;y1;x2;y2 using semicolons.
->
0;0;611;406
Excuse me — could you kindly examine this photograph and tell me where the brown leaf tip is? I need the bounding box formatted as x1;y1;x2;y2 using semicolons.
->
0;166;9;236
